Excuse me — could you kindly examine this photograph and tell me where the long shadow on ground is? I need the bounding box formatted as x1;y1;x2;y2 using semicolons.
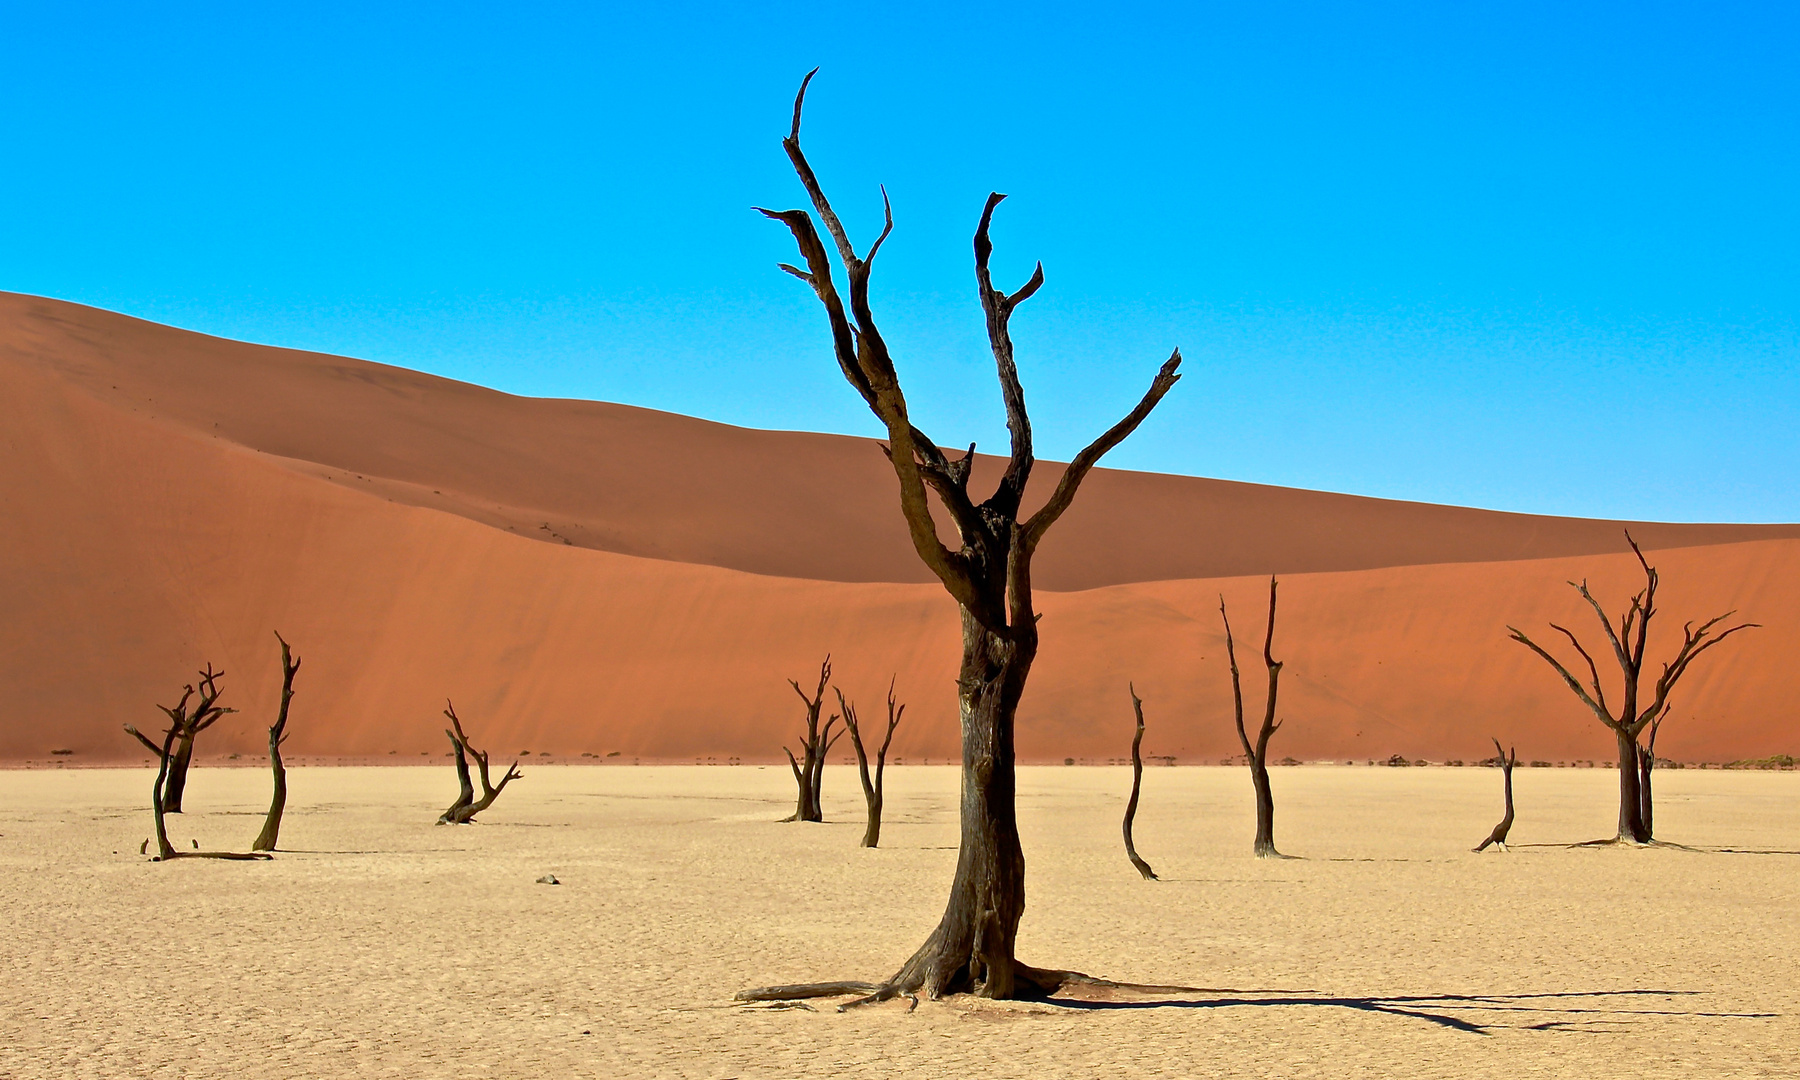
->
1051;989;1775;1035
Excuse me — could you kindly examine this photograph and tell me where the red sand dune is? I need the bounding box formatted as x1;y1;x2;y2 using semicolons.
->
3;292;1795;766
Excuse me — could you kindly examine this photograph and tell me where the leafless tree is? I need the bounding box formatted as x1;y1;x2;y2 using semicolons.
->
437;701;522;824
135;666;267;861
251;633;300;852
1221;577;1292;859
1472;737;1517;852
782;656;840;822
124;664;234;814
738;70;1181;1006
1122;684;1157;880
1509;532;1757;843
838;679;903;848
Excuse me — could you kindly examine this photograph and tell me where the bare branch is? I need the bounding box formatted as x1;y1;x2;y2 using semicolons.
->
1572;580;1632;672
1221;596;1251;760
1023;350;1182;552
1549;622;1610;717
1509;626;1618;728
974;192;1037;511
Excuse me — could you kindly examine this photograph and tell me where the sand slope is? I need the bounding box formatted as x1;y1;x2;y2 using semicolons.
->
2;292;1795;764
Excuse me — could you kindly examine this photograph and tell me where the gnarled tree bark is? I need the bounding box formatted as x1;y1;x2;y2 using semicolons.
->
437;701;522;824
839;679;903;848
1473;737;1517;852
739;69;1181;1005
1221;577;1292;859
252;633;300;852
1122;684;1157;880
1509;532;1756;843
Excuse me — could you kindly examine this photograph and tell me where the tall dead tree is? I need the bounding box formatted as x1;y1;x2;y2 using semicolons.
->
782;656;839;822
1122;685;1157;880
251;633;300;852
839;679;903;848
1472;737;1517;852
1509;532;1756;843
437;701;522;824
1221;577;1291;859
739;70;1181;1005
125;664;234;814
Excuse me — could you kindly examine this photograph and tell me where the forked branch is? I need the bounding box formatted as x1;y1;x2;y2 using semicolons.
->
438;701;522;824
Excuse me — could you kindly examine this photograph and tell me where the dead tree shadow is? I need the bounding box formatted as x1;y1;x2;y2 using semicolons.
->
1049;988;1772;1035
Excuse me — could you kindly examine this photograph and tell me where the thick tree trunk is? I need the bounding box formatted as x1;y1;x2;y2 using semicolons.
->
885;614;1033;999
784;748;819;822
164;734;195;813
1615;729;1649;843
151;730;178;860
1249;759;1278;858
860;788;883;848
1638;744;1655;840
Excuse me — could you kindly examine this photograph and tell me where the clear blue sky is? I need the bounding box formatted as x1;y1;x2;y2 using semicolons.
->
3;3;1796;521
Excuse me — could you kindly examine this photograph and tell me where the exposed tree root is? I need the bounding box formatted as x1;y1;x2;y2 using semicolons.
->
1570;836;1698;851
737;963;1219;1012
735;981;881;1003
151;851;273;861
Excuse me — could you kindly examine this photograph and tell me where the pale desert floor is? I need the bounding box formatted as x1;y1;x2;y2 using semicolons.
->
3;764;1798;1079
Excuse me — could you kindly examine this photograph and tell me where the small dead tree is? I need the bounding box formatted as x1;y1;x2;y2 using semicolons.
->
124;664;234;814
1122;684;1157;880
137;665;267;862
1221;576;1291;859
251;633;300;852
1509;532;1757;843
838;679;903;848
437;701;522;824
739;70;1182;1006
1472;737;1518;852
782;656;840;823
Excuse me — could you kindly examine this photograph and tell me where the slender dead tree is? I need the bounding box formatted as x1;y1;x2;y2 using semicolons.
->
124;664;234;814
1473;737;1518;852
437;701;522;824
739;70;1182;1005
1122;684;1157;880
782;656;838;822
1509;532;1757;843
1222;577;1291;859
251;633;300;852
839;679;904;848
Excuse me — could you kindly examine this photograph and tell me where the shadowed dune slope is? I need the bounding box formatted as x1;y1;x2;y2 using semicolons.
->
6;291;1796;591
3;291;1795;764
